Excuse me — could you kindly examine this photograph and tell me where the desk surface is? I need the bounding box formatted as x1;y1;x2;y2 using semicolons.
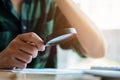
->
0;69;120;80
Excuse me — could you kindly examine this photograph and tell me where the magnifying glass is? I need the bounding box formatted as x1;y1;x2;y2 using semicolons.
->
44;28;77;46
11;28;77;70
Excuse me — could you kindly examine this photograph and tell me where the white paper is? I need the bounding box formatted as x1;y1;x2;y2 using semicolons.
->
13;68;84;74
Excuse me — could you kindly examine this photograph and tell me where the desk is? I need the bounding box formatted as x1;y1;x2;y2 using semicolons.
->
0;69;100;80
0;69;120;80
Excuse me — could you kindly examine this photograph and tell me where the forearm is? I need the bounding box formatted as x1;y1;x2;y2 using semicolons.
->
54;0;106;58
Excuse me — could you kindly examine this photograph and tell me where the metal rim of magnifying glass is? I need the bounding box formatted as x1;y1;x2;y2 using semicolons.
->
44;28;77;46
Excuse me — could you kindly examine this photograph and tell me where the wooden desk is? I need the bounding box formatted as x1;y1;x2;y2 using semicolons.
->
0;69;101;80
1;69;120;80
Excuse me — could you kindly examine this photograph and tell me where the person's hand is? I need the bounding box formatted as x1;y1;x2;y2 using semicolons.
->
0;32;45;69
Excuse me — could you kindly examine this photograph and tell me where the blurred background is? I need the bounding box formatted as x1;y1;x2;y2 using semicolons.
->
57;0;120;69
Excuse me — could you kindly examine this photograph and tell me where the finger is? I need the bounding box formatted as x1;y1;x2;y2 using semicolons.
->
10;38;38;58
13;58;27;69
1;56;27;69
16;32;45;51
13;49;33;63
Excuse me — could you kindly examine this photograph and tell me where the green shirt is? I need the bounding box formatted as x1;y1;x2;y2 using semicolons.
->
0;0;58;68
0;0;83;68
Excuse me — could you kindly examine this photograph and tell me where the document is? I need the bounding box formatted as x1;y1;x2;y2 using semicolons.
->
12;68;84;74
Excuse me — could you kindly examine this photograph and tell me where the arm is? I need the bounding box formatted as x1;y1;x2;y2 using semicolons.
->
54;0;106;58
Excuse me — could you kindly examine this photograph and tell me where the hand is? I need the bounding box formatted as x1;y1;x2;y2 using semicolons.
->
0;32;45;69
